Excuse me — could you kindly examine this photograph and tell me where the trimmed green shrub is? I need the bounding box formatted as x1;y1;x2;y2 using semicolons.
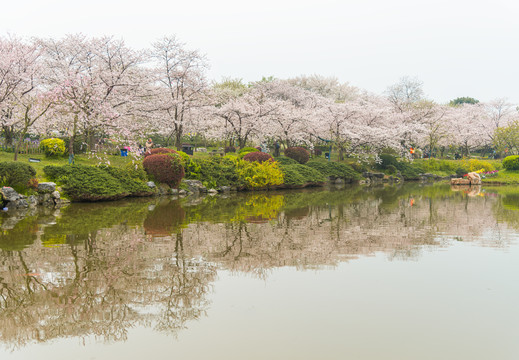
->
280;165;305;186
238;147;259;154
503;155;519;170
0;162;37;193
243;151;273;163
39;138;66;157
43;165;153;201
284;147;310;164
281;164;326;186
306;161;360;181
144;147;177;158
98;165;151;195
396;162;424;180
175;150;201;179
143;153;184;188
186;157;238;186
274;156;298;165
375;155;426;180
377;154;399;169
349;161;368;173
44;165;125;201
386;165;397;174
418;158;459;173
123;161;148;181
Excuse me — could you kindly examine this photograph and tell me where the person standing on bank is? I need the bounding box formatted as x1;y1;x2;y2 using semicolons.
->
274;141;280;157
145;138;154;153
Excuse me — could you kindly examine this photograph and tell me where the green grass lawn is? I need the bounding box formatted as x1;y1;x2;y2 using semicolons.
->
482;170;519;185
0;152;137;180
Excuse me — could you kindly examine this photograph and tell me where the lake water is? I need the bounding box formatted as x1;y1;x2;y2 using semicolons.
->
0;184;518;360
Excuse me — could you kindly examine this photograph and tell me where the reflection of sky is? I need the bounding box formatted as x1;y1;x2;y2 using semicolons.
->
4;242;519;360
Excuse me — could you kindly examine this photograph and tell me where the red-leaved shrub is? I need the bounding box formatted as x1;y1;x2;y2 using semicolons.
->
143;153;184;188
28;178;39;190
314;148;322;156
224;146;236;153
144;147;178;158
242;151;274;163
284;147;310;164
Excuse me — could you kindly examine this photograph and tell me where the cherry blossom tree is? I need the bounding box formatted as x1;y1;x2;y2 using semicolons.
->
211;83;279;148
483;98;517;143
447;104;489;157
409;101;450;158
385;76;425;113
262;80;326;148
40;35;146;157
0;36;43;148
149;36;209;149
314;93;408;160
287;75;358;102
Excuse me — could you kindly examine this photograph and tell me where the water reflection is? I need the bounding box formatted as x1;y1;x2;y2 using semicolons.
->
0;183;518;350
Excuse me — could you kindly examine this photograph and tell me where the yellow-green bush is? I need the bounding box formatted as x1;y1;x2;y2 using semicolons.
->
461;159;494;172
39;138;66;157
235;159;284;189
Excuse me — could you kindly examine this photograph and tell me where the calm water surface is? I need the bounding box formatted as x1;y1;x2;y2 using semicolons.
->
0;184;518;359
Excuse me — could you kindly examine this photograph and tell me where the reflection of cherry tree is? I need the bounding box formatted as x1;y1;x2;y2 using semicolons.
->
0;220;216;348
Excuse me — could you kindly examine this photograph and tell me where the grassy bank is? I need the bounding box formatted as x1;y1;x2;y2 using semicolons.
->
0;152;136;179
482;170;519;185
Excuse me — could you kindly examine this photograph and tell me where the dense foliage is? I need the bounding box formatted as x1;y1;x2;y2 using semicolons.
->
306;161;360;181
235;159;284;189
274;156;298;165
144;147;178;158
281;164;326;186
503;155;519;170
43;164;152;201
395;162;424;180
123;161;148;181
461;159;495;172
142;153;184;188
284;147;310;164
0;162;37;192
39;138;66;157
243;151;273;163
377;154;400;169
186;157;238;186
238;147;259;154
98;165;151;195
2;35;519;165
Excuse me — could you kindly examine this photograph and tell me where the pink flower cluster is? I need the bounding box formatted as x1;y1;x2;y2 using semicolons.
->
482;170;498;177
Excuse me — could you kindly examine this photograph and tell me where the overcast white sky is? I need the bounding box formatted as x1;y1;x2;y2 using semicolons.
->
2;0;519;103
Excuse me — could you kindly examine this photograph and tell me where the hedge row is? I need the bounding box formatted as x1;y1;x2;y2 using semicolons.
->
0;162;37;193
44;164;152;201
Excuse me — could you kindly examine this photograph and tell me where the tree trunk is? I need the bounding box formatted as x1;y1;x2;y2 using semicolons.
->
70;115;79;156
13;130;28;161
3;125;14;147
175;124;183;150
